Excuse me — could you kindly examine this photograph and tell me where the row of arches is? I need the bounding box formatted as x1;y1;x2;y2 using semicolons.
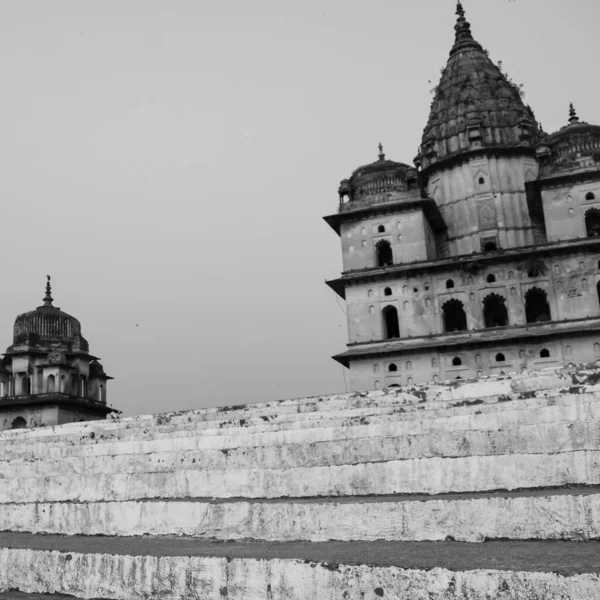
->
381;288;551;340
442;288;550;333
0;374;104;401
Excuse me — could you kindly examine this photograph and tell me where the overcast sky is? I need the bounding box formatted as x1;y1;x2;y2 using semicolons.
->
0;0;598;417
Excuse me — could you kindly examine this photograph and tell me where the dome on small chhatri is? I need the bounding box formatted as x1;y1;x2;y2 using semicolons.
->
338;145;417;206
11;277;89;353
417;2;542;172
537;105;600;173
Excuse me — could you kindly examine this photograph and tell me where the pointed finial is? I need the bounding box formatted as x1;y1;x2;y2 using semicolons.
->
43;274;54;307
569;103;579;125
450;0;482;56
378;143;385;161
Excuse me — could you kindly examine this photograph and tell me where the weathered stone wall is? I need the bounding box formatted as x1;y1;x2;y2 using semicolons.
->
2;367;600;598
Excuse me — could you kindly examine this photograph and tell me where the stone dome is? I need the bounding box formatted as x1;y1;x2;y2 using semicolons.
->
539;105;600;172
339;146;417;205
416;3;541;172
11;279;89;352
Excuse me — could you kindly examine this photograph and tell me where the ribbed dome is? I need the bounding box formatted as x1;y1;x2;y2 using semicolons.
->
11;279;89;352
539;105;600;172
417;3;541;172
339;145;416;206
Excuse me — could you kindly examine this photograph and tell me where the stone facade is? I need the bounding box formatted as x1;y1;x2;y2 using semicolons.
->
2;365;600;598
326;4;600;391
0;277;118;430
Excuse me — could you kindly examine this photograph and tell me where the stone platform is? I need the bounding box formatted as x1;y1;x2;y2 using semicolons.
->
2;366;600;598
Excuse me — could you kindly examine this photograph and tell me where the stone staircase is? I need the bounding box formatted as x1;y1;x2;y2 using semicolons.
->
1;367;600;599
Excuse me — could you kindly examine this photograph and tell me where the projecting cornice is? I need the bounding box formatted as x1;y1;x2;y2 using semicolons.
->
323;197;446;237
325;237;600;299
333;316;600;367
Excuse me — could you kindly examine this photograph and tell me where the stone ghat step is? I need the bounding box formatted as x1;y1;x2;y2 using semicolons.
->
0;595;105;600
3;488;600;542
2;392;597;462
2;533;600;575
1;417;598;480
0;369;590;450
2;450;600;504
0;369;580;442
4;549;600;600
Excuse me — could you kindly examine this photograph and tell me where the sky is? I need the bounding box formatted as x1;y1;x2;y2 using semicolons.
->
0;0;598;417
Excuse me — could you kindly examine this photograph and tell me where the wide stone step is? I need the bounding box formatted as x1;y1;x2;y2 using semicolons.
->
2;450;599;504
0;368;586;449
1;488;600;542
2;535;600;600
1;417;598;479
1;392;596;462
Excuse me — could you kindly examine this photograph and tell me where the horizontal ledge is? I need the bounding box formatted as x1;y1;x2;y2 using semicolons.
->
3;533;600;575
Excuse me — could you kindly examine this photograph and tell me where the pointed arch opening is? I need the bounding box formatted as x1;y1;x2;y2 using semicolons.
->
70;374;78;396
446;279;455;289
442;299;467;332
375;240;393;267
486;274;496;283
483;293;509;328
11;416;27;429
47;374;55;393
483;241;498;252
585;208;600;237
540;348;550;358
388;363;398;372
382;306;400;339
495;353;506;362
384;287;392;297
452;357;462;366
525;287;551;324
586;192;596;201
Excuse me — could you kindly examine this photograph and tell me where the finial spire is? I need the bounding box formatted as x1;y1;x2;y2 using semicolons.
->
450;0;482;56
569;103;579;125
378;143;385;161
43;275;54;307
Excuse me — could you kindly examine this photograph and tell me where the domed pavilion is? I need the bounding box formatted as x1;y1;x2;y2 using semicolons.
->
0;277;118;430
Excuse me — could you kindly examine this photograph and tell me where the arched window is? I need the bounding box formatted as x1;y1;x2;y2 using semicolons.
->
19;374;30;396
377;225;386;233
384;287;392;296
586;192;596;201
483;241;498;252
11;416;26;429
388;363;398;372
446;279;455;289
540;348;550;358
486;274;496;283
495;353;506;362
382;306;400;339
431;358;438;368
70;374;78;396
80;376;87;398
405;361;413;370
47;375;55;393
478;177;485;185
442;299;468;332
375;240;393;267
585;208;600;237
452;357;462;366
60;375;67;393
525;288;551;323
483;293;509;328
